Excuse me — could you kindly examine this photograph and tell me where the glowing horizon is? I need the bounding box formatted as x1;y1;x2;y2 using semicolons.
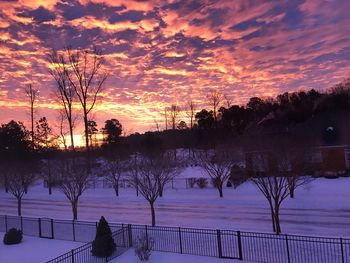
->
0;0;350;134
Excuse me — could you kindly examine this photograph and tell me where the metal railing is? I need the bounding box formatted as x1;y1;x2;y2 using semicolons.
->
1;215;349;263
46;228;129;263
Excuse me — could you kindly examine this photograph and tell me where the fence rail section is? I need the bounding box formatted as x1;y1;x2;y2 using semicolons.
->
0;215;349;263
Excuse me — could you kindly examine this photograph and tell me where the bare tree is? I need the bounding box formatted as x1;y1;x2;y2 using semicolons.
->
151;153;179;197
186;100;196;129
48;51;76;150
164;107;168;130
56;110;69;150
128;154;178;226
207;90;222;126
103;155;128;197
223;94;232;108
36;117;57;195
25;84;38;150
65;46;108;149
55;157;90;220
247;136;311;234
199;150;233;198
168;105;180;130
153;117;160;132
5;161;37;216
128;153;140;196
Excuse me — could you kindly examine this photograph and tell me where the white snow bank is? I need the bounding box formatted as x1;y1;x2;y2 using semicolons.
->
110;249;251;263
0;233;83;263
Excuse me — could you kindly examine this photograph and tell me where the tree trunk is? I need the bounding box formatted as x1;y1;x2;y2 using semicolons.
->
150;202;156;227
288;178;295;198
17;197;22;216
48;160;52;195
72;200;78;220
83;112;89;150
158;181;163;197
218;183;223;198
268;201;276;233
114;181;119;197
275;205;281;234
289;187;295;198
31;105;34;150
5;176;8;193
68;114;75;150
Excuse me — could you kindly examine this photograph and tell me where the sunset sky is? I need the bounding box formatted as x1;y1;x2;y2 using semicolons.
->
0;0;350;140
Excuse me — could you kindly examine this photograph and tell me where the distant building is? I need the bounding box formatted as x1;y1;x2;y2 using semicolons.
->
310;145;350;173
245;145;350;177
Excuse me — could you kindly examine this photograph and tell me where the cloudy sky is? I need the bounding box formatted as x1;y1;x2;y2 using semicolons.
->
0;0;349;138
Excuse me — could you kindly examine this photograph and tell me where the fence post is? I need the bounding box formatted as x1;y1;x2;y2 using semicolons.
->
145;225;149;250
178;227;183;254
72;220;76;241
217;230;223;258
237;231;243;260
122;224;126;247
71;249;75;263
38;218;42;238
128;224;133;247
5;215;8;232
340;238;344;263
51;219;54;239
285;234;291;263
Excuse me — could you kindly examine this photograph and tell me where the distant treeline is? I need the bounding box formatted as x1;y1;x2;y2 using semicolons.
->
1;79;350;158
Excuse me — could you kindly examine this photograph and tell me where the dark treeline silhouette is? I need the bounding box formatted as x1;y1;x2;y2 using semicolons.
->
1;79;350;157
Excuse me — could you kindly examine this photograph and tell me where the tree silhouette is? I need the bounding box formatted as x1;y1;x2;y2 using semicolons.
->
102;119;122;145
65;46;108;150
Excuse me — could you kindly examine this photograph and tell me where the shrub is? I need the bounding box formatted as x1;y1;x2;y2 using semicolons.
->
91;216;116;257
134;234;154;261
3;228;23;245
188;178;196;188
196;178;208;188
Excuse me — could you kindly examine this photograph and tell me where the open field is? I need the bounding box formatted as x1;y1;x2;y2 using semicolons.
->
1;175;350;237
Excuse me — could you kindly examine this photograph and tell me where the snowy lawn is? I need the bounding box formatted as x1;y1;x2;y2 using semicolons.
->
1;175;350;237
110;249;252;263
0;233;83;263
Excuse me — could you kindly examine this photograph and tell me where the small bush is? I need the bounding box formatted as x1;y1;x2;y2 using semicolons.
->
3;228;23;245
91;216;116;257
134;234;154;261
188;178;196;188
196;178;208;188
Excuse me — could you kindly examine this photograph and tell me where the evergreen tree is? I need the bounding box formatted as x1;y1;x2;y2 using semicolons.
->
91;216;116;257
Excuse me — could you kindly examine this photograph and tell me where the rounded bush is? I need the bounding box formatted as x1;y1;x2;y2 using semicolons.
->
3;228;23;245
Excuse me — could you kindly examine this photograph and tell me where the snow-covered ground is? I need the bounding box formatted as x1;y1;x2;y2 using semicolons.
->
1;175;350;237
0;233;82;263
110;249;250;263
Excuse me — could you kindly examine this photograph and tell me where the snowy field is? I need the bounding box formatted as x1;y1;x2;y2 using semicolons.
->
1;171;350;237
0;233;82;263
110;249;251;263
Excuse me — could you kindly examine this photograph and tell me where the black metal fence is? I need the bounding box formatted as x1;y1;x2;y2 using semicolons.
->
1;215;349;263
46;228;129;263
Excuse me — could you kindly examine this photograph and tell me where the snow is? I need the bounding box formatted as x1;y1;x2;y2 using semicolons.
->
0;233;82;263
1;173;350;237
110;249;250;263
